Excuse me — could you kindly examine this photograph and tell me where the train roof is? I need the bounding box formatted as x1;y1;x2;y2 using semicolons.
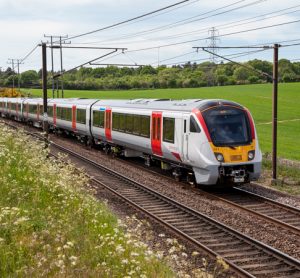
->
92;98;244;112
0;98;245;112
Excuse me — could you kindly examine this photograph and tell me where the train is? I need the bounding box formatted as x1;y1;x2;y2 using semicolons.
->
0;97;262;186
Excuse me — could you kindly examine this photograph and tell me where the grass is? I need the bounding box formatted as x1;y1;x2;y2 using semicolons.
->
0;124;173;277
24;82;300;161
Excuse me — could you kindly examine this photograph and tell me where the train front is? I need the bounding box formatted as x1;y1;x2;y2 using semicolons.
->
195;101;262;185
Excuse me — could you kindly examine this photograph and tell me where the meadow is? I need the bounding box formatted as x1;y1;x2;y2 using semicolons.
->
0;124;175;277
26;82;300;160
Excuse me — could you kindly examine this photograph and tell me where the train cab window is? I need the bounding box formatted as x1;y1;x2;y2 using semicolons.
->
112;113;120;131
93;110;104;128
77;109;86;124
163;117;175;143
190;116;201;133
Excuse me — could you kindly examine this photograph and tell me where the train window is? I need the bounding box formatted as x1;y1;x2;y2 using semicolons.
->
112;112;120;131
93;110;104;128
39;105;43;115
56;107;61;119
163;117;175;143
190;116;201;133
11;103;16;111
125;114;133;133
48;106;53;117
29;104;37;114
133;115;141;135
17;103;21;112
119;113;125;132
77;109;86;124
141;115;150;138
66;108;72;121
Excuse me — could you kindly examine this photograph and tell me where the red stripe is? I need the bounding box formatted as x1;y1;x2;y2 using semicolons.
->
105;108;112;141
192;108;212;142
245;109;255;140
53;104;56;126
72;105;76;130
37;104;40;121
171;152;182;162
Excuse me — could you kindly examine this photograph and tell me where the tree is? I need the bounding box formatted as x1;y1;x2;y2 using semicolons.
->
21;70;39;87
233;66;251;84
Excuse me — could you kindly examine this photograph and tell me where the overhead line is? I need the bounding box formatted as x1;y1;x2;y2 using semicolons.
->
21;44;39;62
73;5;300;47
76;0;260;45
159;48;268;66
65;0;192;42
124;18;300;53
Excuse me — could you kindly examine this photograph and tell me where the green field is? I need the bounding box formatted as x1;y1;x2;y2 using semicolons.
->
25;83;300;160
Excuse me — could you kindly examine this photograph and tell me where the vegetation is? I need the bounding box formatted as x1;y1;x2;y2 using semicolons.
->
0;124;174;277
26;82;300;161
1;59;300;90
0;88;23;97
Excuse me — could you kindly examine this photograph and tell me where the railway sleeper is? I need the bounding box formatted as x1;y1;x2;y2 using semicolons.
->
222;249;263;259
250;267;297;276
229;255;273;264
241;261;289;270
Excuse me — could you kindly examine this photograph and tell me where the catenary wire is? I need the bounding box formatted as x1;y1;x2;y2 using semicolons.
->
62;0;192;42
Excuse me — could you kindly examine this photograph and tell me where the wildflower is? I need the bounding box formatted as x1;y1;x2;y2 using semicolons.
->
121;259;129;265
158;233;165;237
192;251;199;256
55;260;65;269
216;256;229;271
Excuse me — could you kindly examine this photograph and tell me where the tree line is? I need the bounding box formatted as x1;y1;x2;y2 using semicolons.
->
0;59;299;90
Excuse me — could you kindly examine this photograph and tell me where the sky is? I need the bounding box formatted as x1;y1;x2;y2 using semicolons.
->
0;0;300;72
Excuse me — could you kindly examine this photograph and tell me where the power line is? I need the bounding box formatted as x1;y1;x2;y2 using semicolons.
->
149;5;300;43
124;18;300;53
21;44;39;62
201;47;271;78
64;0;192;42
160;48;268;66
76;0;261;46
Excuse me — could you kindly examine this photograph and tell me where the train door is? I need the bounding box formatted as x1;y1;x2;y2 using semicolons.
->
151;112;162;156
53;104;57;127
72;105;76;130
105;108;112;141
182;114;190;162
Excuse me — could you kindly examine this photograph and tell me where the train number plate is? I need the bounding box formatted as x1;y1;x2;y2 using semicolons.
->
234;177;245;183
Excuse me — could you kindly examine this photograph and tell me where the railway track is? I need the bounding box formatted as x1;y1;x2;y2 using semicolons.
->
118;156;300;237
49;141;300;277
2;120;300;277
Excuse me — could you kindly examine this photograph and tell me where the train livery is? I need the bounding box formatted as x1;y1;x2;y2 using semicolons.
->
0;97;262;185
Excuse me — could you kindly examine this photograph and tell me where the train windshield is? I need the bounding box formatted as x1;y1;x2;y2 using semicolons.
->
203;107;251;146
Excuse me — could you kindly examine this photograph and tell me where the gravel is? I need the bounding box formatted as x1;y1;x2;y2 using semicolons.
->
48;133;300;260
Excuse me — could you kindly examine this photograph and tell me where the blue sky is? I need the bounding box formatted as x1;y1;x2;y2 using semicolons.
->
1;0;300;72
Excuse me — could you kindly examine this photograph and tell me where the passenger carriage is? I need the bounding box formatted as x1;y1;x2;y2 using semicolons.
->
0;97;262;186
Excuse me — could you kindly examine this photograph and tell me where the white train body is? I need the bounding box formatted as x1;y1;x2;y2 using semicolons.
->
0;97;262;185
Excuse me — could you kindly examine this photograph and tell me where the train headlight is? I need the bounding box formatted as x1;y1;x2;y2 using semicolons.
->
248;150;255;161
214;153;224;162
